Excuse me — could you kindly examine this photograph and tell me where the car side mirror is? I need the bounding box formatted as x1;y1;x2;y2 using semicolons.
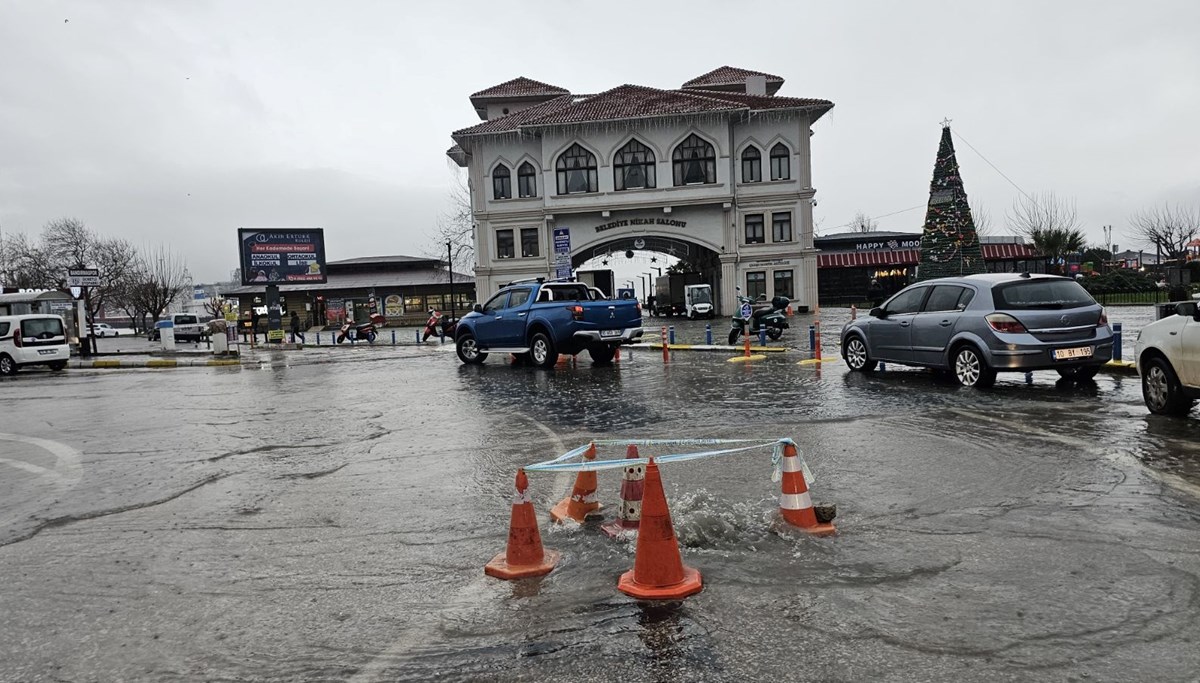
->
869;307;885;318
472;303;483;314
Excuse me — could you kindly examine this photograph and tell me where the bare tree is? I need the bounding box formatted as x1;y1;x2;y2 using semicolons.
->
970;200;993;236
1127;203;1200;260
1006;191;1080;237
426;164;475;279
850;211;878;233
0;230;48;289
127;244;193;323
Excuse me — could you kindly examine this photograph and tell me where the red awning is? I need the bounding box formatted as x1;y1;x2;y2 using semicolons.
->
981;243;1041;260
817;249;920;268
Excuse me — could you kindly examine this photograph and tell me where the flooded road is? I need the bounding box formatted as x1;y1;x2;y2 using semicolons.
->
1;338;1198;681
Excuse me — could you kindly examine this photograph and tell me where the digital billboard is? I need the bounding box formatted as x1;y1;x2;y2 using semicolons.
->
238;228;327;286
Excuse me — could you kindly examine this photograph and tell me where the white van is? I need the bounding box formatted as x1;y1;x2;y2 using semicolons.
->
0;314;71;375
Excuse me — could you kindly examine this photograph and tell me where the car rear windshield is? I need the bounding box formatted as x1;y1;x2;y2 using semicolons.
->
21;318;65;338
175;315;198;324
540;285;591;301
993;279;1095;309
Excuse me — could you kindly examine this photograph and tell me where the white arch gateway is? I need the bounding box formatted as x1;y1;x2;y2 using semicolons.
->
447;68;834;316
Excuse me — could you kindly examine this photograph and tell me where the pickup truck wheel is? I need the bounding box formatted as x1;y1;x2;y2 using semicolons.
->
456;333;487;364
0;354;17;376
1142;356;1195;416
588;345;616;366
727;328;741;346
529;332;558;368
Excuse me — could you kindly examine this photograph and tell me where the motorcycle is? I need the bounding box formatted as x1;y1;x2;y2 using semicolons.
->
728;291;790;345
422;310;459;342
336;313;386;344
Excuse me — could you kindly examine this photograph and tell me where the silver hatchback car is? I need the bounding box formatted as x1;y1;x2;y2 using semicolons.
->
840;273;1114;387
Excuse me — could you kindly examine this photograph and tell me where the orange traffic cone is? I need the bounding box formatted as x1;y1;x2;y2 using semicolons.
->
601;445;645;539
485;469;561;580
779;443;835;536
617;458;703;600
550;443;603;523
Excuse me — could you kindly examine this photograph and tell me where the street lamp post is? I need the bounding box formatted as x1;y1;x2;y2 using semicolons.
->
446;240;455;322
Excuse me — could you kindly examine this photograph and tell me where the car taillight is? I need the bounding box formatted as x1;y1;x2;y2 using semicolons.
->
13;334;22;348
985;313;1027;334
569;305;584;321
1098;308;1108;326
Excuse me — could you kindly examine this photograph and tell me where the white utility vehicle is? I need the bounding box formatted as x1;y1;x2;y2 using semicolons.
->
1135;300;1200;416
0;314;70;375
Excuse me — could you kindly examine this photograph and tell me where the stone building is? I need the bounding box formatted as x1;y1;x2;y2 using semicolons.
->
448;67;833;315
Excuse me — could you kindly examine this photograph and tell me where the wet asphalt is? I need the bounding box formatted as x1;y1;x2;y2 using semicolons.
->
1;307;1199;682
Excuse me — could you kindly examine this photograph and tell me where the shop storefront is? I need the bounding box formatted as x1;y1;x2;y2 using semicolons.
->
221;255;474;328
815;232;1042;305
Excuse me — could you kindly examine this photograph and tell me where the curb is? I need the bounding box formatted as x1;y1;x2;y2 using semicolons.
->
639;342;791;353
72;359;242;369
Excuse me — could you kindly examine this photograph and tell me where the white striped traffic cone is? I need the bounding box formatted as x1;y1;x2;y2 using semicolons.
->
601;444;645;539
779;442;836;536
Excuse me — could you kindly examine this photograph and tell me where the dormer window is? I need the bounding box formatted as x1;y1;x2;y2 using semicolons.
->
614;140;656;190
517;162;538;198
556;144;598;194
770;143;791;181
672;134;716;186
492;164;511;200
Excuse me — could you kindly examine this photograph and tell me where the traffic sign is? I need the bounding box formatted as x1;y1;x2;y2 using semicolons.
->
67;268;100;287
740;302;753;320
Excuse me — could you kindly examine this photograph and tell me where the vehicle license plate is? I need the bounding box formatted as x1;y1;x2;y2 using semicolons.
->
38;349;56;355
1053;346;1093;360
600;329;621;338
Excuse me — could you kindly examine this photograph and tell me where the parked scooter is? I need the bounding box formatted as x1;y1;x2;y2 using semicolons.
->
422;310;459;342
728;290;790;345
336;313;386;344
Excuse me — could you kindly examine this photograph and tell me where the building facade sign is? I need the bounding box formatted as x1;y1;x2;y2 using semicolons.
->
594;217;688;233
553;227;572;279
855;239;920;251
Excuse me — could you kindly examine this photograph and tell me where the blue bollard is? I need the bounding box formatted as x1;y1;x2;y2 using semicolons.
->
1112;323;1123;363
809;325;816;351
669;326;675;344
758;327;766;346
415;330;420;343
705;324;712;345
316;332;321;346
440;330;446;344
391;330;396;345
1025;371;1033;384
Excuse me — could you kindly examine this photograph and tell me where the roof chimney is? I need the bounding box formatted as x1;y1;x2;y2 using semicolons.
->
745;74;767;96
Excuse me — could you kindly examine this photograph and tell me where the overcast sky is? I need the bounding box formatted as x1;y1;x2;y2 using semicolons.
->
2;0;1198;283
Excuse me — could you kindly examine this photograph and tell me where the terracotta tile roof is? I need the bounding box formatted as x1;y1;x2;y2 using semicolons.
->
520;84;743;126
681;89;833;112
682;66;784;89
470;77;569;101
453;95;575;136
452;82;833;140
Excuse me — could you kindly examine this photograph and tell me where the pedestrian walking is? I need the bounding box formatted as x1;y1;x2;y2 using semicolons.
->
868;278;884;308
290;310;305;344
251;310;261;343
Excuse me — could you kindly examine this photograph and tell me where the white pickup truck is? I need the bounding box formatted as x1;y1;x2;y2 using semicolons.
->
148;314;207;343
1135;300;1200;416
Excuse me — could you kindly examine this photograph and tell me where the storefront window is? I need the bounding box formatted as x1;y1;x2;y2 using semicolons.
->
404;296;425;313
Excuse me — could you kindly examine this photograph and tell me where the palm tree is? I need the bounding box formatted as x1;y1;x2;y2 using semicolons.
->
1028;227;1087;274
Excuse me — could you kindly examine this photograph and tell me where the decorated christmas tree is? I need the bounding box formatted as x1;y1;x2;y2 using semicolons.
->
916;123;985;280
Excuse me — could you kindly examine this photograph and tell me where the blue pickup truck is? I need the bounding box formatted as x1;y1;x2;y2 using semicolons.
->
455;279;643;367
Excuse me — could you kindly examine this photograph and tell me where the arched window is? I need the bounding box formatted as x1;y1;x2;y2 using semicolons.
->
556;144;598;194
492;164;511;200
741;146;761;183
672;134;716;186
770;143;790;181
517;162;537;198
614;139;656;190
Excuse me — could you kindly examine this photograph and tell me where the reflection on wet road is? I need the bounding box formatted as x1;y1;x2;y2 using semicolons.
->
1;341;1198;681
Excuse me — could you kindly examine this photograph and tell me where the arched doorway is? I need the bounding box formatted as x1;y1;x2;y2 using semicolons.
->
571;235;722;313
